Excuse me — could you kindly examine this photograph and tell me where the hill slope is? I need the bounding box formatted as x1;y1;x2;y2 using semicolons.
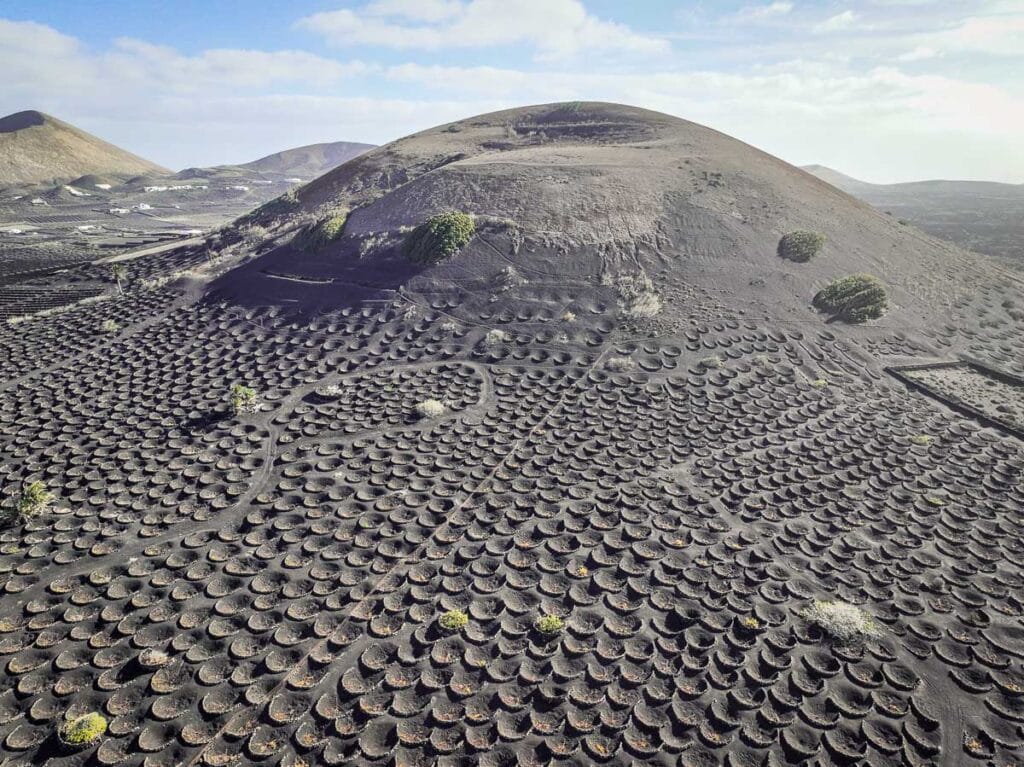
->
804;164;1024;263
238;140;375;178
0;110;168;185
230;101;1011;342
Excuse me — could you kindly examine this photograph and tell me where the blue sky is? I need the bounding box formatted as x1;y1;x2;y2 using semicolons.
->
2;1;1021;181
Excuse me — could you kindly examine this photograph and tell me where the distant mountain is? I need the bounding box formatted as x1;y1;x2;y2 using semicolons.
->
173;141;375;186
801;164;872;192
0;110;169;186
214;141;375;181
803;164;1024;264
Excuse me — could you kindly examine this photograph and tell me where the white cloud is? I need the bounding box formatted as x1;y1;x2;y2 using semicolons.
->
296;0;669;57
897;45;939;61
0;18;375;168
815;10;860;32
734;2;795;21
364;0;462;22
0;18;367;100
927;15;1024;56
384;61;1024;181
1;12;1021;183
106;39;372;92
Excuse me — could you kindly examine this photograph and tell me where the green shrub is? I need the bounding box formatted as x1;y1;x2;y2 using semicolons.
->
778;230;826;262
229;384;259;415
813;274;888;323
59;712;108;746
6;481;54;522
439;609;469;631
301;212;348;252
534;614;565;635
100;319;120;333
402;212;475;264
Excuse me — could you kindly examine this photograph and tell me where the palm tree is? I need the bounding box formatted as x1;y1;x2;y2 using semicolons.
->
110;264;126;295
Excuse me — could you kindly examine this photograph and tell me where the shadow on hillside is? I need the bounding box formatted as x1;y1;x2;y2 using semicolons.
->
202;239;425;317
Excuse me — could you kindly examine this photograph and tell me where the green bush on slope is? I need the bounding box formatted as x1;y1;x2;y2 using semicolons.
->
778;230;826;262
813;274;888;323
402;212;475;264
300;212;348;252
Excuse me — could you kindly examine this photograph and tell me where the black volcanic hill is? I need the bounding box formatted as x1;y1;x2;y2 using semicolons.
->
223;101;1010;340
0;102;1022;767
0;110;168;186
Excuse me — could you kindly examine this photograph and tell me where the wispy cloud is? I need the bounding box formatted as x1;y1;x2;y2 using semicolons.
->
896;45;939;61
925;14;1024;56
815;10;860;32
733;2;795;22
296;0;670;58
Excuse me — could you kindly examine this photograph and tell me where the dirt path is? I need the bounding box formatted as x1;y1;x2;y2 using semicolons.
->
92;235;205;264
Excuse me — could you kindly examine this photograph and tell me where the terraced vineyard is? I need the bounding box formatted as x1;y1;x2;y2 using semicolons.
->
0;102;1022;767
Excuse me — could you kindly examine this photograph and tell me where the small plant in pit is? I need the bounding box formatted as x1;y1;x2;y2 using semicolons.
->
801;599;880;642
484;329;509;346
439;609;469;632
402;211;475;264
415;398;447;418
229;384;259;415
813;274;888;323
3;480;54;523
699;355;723;369
605;356;636;372
616;272;662;319
100;319;120;333
561;310;577;322
910;434;932;445
139;647;170;667
59;712;108;746
535;614;565;635
778;230;826;263
812;378;829;388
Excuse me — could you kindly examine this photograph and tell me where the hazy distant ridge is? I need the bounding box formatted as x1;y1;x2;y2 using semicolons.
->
804;164;1024;263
